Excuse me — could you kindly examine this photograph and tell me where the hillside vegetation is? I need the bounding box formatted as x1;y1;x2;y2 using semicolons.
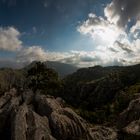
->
0;62;140;124
62;64;140;123
0;62;140;139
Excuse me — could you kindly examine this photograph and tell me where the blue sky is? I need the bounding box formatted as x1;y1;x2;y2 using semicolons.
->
0;0;110;51
0;0;140;67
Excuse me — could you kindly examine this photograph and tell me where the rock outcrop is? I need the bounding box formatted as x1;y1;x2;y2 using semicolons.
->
117;96;140;140
118;97;140;128
0;88;118;140
123;119;140;134
88;126;117;140
11;104;54;140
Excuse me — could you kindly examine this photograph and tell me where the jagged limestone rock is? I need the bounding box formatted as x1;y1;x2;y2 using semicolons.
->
118;97;140;128
0;89;118;140
11;104;54;140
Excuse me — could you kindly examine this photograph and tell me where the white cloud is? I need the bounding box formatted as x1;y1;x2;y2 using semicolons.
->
76;0;140;67
16;46;103;67
17;46;47;63
130;20;140;33
0;27;22;51
16;46;74;64
2;1;140;68
130;20;140;38
104;0;140;28
0;26;122;67
0;27;138;68
77;13;126;46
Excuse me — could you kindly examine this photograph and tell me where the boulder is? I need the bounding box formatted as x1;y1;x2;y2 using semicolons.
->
11;104;55;140
0;89;119;140
118;97;140;128
121;119;140;140
0;96;20;129
88;126;117;140
49;109;89;140
35;94;62;117
123;119;140;135
22;90;34;104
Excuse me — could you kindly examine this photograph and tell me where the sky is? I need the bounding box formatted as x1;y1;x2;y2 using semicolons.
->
0;0;140;67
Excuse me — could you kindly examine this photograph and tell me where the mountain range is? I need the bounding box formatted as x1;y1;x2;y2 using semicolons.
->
0;60;78;77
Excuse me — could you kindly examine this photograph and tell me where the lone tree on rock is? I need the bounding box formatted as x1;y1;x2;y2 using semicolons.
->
26;61;62;95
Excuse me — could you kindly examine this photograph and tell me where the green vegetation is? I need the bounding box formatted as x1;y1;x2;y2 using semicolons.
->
0;62;140;124
113;83;140;113
0;68;25;93
62;64;140;124
26;61;62;95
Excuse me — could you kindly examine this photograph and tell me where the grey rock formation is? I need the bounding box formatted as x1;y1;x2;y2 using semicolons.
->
117;96;140;139
11;104;54;140
35;94;117;140
119;120;140;140
35;94;62;117
0;89;118;140
118;97;140;128
0;90;20;130
22;90;34;105
88;126;117;140
123;119;140;135
49;109;88;140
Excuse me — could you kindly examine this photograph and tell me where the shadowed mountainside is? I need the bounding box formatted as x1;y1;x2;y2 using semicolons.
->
62;64;140;123
45;61;78;77
0;62;140;139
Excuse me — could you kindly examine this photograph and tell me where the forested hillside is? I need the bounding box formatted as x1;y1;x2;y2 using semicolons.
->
0;62;140;139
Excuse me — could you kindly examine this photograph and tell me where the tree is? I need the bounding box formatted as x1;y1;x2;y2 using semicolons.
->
26;62;62;95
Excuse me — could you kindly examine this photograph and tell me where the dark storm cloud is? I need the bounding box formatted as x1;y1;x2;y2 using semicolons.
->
114;41;133;53
105;0;140;28
87;14;108;26
80;55;100;62
109;47;119;53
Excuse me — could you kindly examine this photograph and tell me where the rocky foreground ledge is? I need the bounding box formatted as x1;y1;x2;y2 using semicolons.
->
0;88;118;140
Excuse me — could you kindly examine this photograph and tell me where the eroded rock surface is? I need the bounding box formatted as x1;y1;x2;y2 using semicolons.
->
117;97;140;140
88;126;117;140
118;97;140;128
11;104;54;140
0;89;118;140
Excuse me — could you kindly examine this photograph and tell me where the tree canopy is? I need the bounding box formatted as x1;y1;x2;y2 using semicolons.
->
26;62;62;95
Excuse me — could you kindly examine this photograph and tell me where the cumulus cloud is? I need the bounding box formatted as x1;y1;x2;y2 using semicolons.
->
16;46;99;67
16;46;48;63
59;51;101;67
0;26;112;67
104;0;140;28
77;0;140;67
113;41;133;53
0;27;22;51
130;20;140;38
78;13;125;46
78;13;108;35
2;0;140;68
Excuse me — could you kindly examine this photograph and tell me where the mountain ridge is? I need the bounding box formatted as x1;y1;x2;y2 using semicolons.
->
0;60;78;77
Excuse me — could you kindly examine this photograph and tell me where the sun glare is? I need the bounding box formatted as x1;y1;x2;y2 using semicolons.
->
97;27;119;45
